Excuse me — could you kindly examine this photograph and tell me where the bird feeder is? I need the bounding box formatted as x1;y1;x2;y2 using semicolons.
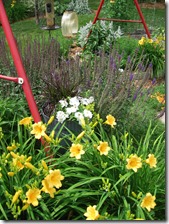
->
41;0;60;37
61;11;78;38
45;0;55;28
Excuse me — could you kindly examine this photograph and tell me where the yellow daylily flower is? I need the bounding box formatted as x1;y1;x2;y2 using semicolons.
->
126;154;142;172
41;179;56;198
145;154;157;168
19;117;32;126
30;122;46;139
84;205;100;220
26;188;41;206
97;141;111;156
70;143;85;159
104;114;117;128
141;193;156;212
13;158;24;171
45;169;64;189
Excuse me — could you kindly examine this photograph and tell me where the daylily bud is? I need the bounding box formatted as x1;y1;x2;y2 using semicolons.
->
26;156;32;162
12;190;22;204
76;131;85;140
50;130;55;138
10;151;18;158
47;116;55;125
8;172;15;177
44;133;52;142
41;160;48;170
24;162;36;171
131;191;137;198
22;203;29;211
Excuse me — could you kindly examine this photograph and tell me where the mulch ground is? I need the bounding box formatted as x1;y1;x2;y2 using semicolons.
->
139;2;165;9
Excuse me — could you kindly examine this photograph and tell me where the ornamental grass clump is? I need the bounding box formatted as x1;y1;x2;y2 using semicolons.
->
0;109;165;220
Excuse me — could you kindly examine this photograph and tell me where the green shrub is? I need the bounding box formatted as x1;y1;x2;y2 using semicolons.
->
5;1;29;23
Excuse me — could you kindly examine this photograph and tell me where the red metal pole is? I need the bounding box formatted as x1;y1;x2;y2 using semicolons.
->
134;0;151;38
86;0;104;39
0;74;21;83
0;0;41;123
97;18;142;23
92;0;104;24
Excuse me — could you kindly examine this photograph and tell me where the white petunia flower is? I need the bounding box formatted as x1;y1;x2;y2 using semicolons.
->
75;112;85;126
83;109;93;119
74;112;84;121
55;96;94;124
59;99;68;108
56;111;68;123
66;106;78;115
88;96;94;104
69;96;80;107
80;98;90;105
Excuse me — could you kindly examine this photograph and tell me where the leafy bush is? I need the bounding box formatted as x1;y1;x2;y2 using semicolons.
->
67;0;91;15
4;0;29;23
54;2;68;16
77;20;123;54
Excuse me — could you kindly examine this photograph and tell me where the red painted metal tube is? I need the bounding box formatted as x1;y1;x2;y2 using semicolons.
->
92;0;104;24
0;0;41;123
0;74;20;83
86;0;104;39
134;0;151;38
97;18;142;23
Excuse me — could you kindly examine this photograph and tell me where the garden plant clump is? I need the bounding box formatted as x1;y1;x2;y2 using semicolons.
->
0;111;165;220
0;0;165;221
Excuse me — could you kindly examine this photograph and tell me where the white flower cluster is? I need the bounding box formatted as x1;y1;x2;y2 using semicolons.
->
56;96;94;125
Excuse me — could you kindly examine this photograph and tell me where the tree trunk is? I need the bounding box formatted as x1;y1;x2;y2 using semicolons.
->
34;0;40;25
